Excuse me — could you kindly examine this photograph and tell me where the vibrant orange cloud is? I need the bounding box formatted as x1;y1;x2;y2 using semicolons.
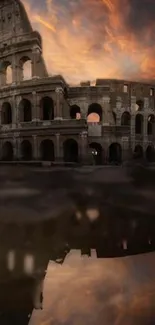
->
22;0;155;84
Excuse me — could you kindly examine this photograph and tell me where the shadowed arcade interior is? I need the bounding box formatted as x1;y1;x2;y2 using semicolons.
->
40;97;54;121
63;139;79;163
19;99;32;122
70;105;81;119
109;143;122;164
40;139;55;161
21;140;33;161
89;142;103;165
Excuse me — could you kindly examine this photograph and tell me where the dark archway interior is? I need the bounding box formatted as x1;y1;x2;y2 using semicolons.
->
70;105;81;119
2;102;12;124
19;99;32;122
133;145;143;159
146;145;155;162
147;115;155;135
112;111;116;124
121;112;131;126
136;100;144;111
2;142;13;161
63;139;78;163
21;140;32;161
89;142;103;165
135;114;143;134
109;143;122;164
87;103;102;122
40;97;54;120
40;140;55;161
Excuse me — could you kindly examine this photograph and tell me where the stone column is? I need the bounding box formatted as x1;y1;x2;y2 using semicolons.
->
55;133;62;162
116;97;122;126
31;46;40;78
32;91;37;121
14;134;21;160
122;137;131;161
33;135;38;160
143;114;148;142
55;87;64;120
80;131;88;164
0;69;6;86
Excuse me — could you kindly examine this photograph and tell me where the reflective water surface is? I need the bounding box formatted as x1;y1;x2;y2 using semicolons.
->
0;165;155;324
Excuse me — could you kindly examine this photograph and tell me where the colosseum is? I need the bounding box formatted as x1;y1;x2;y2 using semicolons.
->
0;0;155;166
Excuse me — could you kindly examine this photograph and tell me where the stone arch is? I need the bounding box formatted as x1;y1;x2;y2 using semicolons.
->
63;139;78;162
1;102;12;124
70;105;81;119
19;56;32;81
135;100;144;112
109;143;122;164
145;145;155;162
1;141;13;161
21;140;33;161
121;111;131;126
133;145;143;159
19;99;32;122
147;114;155;135
40;97;54;120
1;61;12;84
87;103;102;122
89;142;103;165
135;114;143;134
40;139;55;161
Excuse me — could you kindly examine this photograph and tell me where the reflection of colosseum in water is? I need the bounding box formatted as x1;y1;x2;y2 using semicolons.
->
0;0;155;165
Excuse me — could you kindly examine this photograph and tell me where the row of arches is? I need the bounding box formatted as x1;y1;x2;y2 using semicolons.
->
0;139;79;162
1;100;155;136
1;140;155;164
1;97;54;124
3;57;32;84
70;105;155;135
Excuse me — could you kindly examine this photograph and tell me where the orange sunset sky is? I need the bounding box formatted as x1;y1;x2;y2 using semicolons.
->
22;0;155;85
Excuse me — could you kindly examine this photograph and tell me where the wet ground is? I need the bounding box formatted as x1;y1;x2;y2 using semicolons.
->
0;164;155;324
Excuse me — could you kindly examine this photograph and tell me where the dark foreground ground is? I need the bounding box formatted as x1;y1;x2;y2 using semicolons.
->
0;164;155;324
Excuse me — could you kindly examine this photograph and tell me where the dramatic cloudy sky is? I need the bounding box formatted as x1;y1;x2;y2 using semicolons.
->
30;251;155;325
22;0;155;84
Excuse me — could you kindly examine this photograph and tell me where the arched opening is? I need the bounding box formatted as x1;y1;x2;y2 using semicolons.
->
147;115;155;135
1;61;12;84
109;143;122;164
1;141;13;161
19;99;32;122
6;64;12;84
19;56;32;81
87;103;102;122
70;105;81;119
21;140;33;161
146;145;155;162
1;102;12;124
135;100;144;112
133;145;143;159
40;139;55;161
89;142;103;165
135;114;143;134
63;139;78;162
40;97;54;120
121;111;131;126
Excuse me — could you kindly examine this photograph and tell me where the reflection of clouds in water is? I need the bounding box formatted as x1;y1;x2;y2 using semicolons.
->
30;251;155;325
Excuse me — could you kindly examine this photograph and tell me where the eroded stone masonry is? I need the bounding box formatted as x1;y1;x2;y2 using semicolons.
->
0;0;155;165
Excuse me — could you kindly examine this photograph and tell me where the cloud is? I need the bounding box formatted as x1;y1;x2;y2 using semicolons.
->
22;0;155;84
30;250;155;325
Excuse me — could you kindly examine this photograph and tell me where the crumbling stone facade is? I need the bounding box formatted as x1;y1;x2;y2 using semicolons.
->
0;0;155;165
